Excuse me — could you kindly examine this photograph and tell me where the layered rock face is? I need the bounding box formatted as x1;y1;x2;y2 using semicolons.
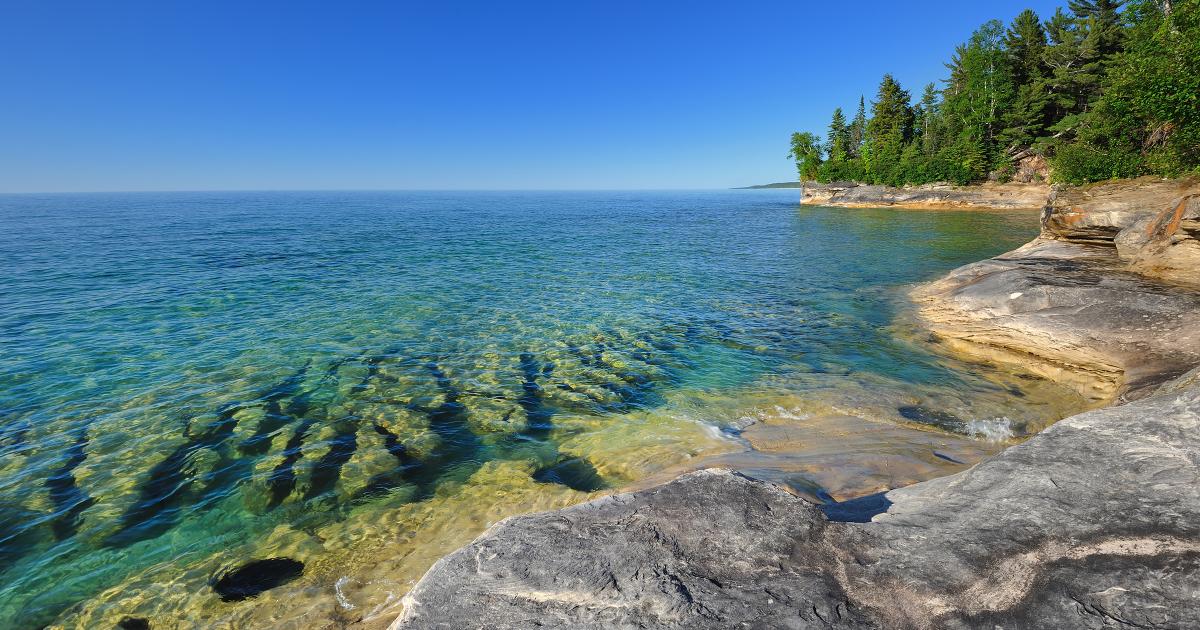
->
393;371;1200;630
801;181;1049;210
916;177;1200;402
1042;176;1200;287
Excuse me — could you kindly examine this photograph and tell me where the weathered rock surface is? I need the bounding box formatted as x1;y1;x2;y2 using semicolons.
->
1042;176;1200;287
915;177;1200;402
802;181;1049;210
393;373;1200;630
914;238;1200;401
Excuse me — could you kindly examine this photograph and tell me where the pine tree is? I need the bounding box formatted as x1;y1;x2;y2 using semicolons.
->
784;0;1196;187
1043;9;1094;122
847;96;867;158
1069;0;1127;57
827;108;851;162
1054;0;1200;181
865;74;914;185
1006;9;1048;87
941;20;1013;179
866;75;914;144
1000;9;1052;150
914;83;942;156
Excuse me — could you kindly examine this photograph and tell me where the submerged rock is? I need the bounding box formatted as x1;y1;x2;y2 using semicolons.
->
212;558;304;602
393;371;1200;629
532;457;606;493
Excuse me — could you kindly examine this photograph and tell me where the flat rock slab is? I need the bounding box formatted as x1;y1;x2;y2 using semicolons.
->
393;376;1200;630
915;239;1200;401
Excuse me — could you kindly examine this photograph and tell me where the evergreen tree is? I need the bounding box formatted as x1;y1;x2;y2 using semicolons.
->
827;108;851;162
785;0;1197;187
1000;10;1053;150
865;74;914;185
941;21;1013;178
1043;8;1094;120
847;96;867;158
914;82;943;156
1055;0;1200;181
1006;9;1048;87
1069;0;1127;57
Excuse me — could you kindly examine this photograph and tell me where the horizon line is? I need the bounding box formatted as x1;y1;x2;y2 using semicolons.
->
0;186;803;195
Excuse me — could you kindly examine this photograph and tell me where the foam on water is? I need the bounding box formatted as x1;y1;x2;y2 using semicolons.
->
965;417;1018;442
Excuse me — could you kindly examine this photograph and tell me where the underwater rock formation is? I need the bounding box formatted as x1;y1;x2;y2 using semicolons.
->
393;368;1200;629
212;558;304;602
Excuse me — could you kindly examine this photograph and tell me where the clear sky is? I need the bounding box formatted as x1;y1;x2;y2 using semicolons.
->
1;1;1068;192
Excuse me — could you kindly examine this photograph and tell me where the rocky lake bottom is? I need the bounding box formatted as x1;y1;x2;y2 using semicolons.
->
0;190;1087;628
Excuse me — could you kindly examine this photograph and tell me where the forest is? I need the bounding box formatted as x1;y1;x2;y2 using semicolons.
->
789;0;1199;186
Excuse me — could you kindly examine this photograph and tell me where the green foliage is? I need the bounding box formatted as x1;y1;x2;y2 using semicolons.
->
787;132;823;182
827;108;851;162
863;74;914;185
848;96;867;158
1051;142;1142;183
1053;0;1199;181
789;0;1199;187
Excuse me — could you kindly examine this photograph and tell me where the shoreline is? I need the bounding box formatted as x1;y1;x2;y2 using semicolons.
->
389;177;1200;628
801;180;1052;211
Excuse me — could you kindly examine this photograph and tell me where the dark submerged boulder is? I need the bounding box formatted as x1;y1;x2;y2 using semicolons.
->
212;558;304;602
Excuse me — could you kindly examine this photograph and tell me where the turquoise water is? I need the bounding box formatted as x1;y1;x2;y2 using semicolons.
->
0;191;1060;627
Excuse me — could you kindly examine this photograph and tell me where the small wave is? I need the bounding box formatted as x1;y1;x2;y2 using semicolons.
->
334;576;356;610
964;417;1015;442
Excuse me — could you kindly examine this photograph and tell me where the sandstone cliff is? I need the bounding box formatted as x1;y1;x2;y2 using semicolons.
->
916;177;1200;402
802;181;1049;210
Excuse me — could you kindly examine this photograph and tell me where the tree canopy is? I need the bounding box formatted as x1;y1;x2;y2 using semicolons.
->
792;0;1199;186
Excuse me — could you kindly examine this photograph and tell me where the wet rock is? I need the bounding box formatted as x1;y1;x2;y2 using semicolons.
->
532;457;606;493
896;405;963;431
212;558;304;602
392;372;1200;629
116;617;150;630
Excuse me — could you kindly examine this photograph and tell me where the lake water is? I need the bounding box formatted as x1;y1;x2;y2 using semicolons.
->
0;190;1080;628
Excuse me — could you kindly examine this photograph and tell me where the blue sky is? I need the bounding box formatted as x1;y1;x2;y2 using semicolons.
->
1;1;1066;192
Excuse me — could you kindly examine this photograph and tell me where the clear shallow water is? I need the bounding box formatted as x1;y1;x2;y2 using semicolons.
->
0;191;1074;628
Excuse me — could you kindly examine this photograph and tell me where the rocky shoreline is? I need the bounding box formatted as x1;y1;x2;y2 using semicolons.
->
801;180;1051;210
391;178;1200;629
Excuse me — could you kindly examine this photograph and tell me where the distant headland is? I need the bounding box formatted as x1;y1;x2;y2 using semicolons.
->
732;181;802;189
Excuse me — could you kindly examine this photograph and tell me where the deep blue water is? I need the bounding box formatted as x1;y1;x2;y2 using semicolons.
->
0;190;1044;627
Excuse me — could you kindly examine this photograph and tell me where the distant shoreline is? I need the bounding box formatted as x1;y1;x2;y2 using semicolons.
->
732;182;802;189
